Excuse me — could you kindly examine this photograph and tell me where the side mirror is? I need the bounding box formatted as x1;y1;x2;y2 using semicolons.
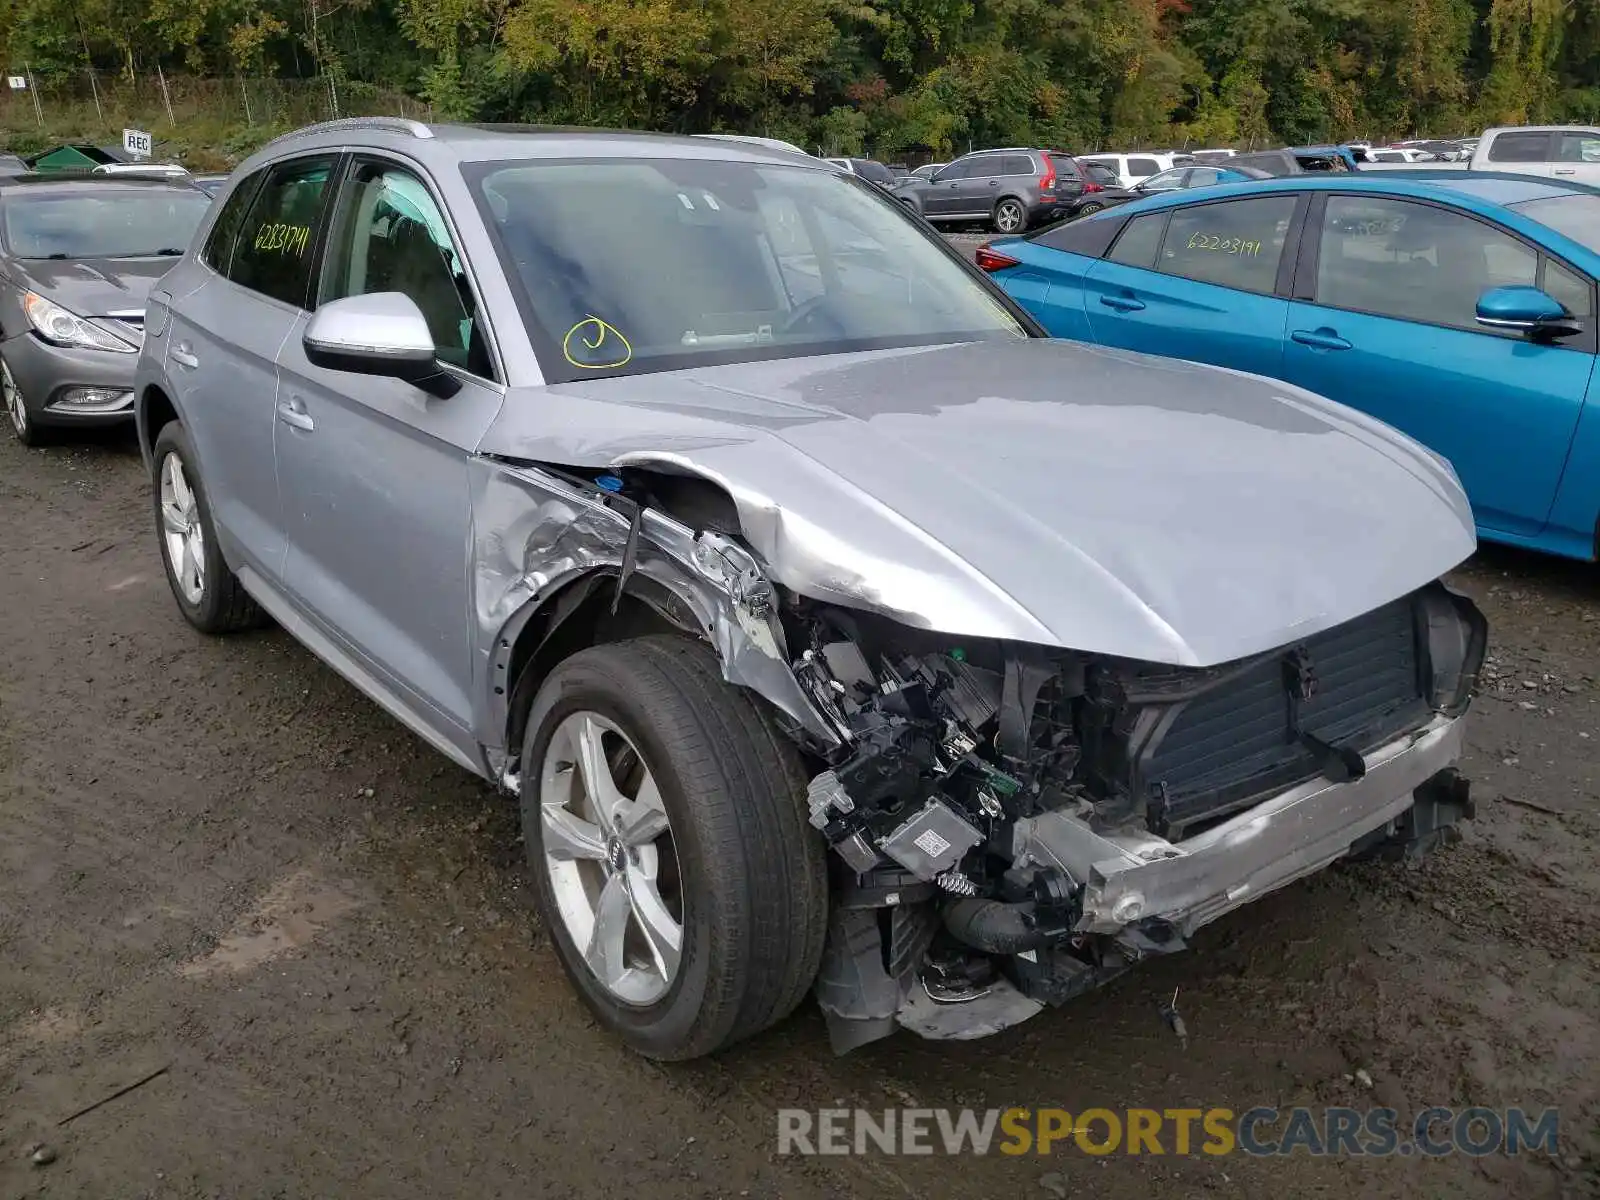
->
1474;285;1583;341
303;292;460;398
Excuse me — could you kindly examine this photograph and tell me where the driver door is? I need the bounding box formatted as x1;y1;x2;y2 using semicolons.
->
273;157;505;763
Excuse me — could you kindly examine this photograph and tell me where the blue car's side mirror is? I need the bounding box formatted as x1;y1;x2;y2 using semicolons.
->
1475;285;1582;340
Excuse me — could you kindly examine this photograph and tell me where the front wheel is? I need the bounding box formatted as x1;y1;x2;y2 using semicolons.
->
150;422;262;634
522;636;828;1060
2;354;45;446
993;198;1026;233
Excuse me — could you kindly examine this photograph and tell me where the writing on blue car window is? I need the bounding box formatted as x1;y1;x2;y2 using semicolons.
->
1159;196;1295;293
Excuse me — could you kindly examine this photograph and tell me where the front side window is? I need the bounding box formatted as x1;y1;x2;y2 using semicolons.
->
1;186;210;260
1487;132;1552;163
471;157;1026;381
321;163;492;378
1141;169;1188;192
1315;196;1536;329
230;156;336;307
1158;195;1297;292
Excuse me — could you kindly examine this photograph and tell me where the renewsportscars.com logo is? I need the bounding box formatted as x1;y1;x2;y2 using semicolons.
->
776;1106;1561;1158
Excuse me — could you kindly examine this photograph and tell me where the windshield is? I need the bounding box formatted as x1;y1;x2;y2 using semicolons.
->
2;188;210;259
1512;194;1600;254
470;157;1026;380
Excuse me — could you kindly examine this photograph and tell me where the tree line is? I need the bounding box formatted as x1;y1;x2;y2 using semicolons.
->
3;0;1598;157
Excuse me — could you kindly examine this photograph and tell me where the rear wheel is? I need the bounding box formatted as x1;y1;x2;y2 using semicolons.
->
151;422;262;634
522;636;828;1060
1076;201;1104;218
993;198;1026;234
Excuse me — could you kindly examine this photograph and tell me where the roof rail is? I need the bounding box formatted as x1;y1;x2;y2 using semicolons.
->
262;116;433;150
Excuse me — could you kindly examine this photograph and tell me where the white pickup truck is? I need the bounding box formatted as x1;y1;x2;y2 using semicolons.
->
1355;126;1600;179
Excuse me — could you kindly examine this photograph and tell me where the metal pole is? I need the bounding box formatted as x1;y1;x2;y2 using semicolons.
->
87;68;102;122
27;67;42;125
157;64;175;124
240;73;253;126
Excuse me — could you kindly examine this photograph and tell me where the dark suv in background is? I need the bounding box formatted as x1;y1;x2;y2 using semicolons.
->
894;148;1082;232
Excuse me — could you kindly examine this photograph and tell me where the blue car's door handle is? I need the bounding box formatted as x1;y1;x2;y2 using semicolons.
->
1100;294;1146;313
1291;328;1352;351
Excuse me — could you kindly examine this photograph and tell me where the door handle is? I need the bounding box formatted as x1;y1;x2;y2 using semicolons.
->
1291;328;1352;351
988;180;1000;186
276;396;315;432
1555;168;1577;175
1100;294;1146;313
170;343;199;370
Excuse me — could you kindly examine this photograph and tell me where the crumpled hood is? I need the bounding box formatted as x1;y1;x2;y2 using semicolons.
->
10;256;172;315
478;339;1475;666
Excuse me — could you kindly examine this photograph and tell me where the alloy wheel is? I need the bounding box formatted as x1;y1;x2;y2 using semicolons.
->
1;358;26;438
159;452;206;605
539;711;684;1006
996;201;1024;233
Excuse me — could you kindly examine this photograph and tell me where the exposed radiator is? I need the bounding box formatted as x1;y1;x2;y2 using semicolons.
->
1142;597;1430;834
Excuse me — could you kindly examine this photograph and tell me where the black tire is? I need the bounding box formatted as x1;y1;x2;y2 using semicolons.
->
993;197;1027;234
150;422;263;634
1076;201;1104;217
1;353;47;447
521;636;828;1060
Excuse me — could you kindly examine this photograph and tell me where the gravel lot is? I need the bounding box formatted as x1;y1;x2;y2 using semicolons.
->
1;344;1597;1197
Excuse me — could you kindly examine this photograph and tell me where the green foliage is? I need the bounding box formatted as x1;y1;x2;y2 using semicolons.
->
1;0;1598;156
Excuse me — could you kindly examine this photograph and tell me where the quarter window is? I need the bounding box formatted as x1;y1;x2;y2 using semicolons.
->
1127;157;1161;177
1541;258;1594;318
997;155;1034;177
1487;132;1552;163
230;156;336;308
1316;196;1536;330
1106;213;1165;269
321;163;492;379
1158;196;1297;292
201;169;263;275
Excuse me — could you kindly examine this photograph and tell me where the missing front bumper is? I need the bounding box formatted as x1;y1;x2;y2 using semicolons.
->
1014;713;1468;937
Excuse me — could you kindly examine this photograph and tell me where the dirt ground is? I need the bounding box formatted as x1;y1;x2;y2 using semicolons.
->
1;421;1597;1200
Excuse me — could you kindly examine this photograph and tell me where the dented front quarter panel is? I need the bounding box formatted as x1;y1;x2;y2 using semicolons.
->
474;338;1478;669
468;458;841;754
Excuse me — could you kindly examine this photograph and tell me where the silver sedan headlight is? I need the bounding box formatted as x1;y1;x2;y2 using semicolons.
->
23;292;139;354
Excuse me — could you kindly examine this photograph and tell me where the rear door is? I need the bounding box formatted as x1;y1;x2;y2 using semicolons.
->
1080;192;1305;379
163;154;338;580
1281;192;1595;537
274;156;504;763
1552;130;1600;186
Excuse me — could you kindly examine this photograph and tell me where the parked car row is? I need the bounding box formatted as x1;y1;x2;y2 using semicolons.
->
984;170;1600;562
4;119;1492;1070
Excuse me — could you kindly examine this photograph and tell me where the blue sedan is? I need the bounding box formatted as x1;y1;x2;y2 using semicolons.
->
982;173;1600;561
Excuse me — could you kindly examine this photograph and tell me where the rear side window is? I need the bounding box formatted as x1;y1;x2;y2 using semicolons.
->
1556;133;1600;163
997;155;1034;176
229;156;337;307
1158;196;1297;293
1106;213;1165;268
201;169;264;274
1488;132;1553;163
1128;157;1161;177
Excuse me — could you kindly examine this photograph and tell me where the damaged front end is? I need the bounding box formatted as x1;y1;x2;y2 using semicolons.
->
786;587;1485;1053
479;457;1484;1055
